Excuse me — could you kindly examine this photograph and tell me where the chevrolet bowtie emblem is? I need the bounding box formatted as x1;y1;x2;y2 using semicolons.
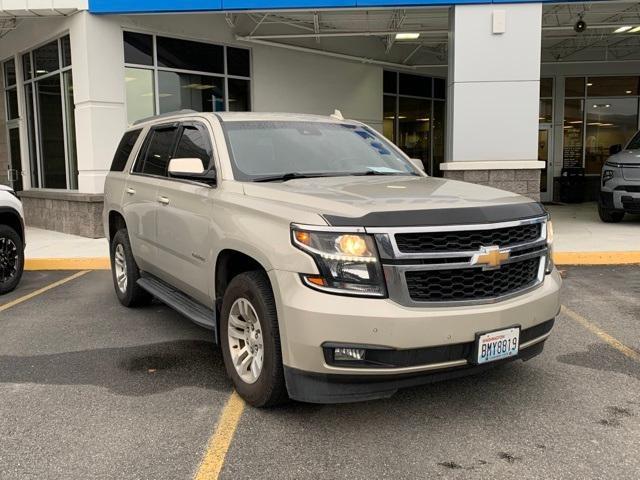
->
472;246;510;270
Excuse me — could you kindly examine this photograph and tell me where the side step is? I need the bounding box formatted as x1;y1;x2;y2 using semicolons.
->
137;275;218;340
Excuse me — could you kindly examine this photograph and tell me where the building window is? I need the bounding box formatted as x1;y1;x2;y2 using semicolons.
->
563;76;640;174
3;59;19;121
22;34;78;189
382;71;446;177
123;32;252;124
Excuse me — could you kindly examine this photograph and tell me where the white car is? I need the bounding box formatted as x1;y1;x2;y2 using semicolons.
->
0;185;25;294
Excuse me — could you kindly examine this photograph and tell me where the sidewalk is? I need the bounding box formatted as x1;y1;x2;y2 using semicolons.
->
22;204;640;270
547;202;640;264
24;227;110;270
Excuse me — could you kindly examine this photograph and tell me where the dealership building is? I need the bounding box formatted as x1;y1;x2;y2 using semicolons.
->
1;0;639;236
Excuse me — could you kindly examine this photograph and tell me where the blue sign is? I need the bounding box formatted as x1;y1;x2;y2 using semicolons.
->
89;0;587;14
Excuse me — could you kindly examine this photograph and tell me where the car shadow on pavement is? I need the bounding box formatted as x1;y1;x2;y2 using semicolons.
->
557;342;640;381
0;340;233;396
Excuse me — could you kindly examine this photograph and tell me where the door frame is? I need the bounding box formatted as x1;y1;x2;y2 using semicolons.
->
538;123;554;202
5;121;23;192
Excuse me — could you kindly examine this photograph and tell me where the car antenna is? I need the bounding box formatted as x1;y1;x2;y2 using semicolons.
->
330;109;344;120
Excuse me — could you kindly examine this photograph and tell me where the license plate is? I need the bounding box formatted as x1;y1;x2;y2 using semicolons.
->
475;327;520;364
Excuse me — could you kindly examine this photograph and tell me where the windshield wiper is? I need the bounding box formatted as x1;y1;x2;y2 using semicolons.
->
252;172;333;183
348;170;415;177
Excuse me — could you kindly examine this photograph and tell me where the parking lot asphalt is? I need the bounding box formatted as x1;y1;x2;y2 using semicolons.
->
0;267;639;479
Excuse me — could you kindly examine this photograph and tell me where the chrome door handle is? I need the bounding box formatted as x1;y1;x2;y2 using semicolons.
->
126;188;136;195
158;196;170;205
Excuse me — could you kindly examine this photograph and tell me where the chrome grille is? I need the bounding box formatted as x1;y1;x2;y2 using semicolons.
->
370;216;549;307
395;223;541;254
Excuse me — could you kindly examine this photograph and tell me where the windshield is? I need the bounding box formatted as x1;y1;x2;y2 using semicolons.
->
222;121;420;181
626;130;640;150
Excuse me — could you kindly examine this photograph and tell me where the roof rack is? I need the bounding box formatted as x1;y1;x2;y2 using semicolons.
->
132;109;198;126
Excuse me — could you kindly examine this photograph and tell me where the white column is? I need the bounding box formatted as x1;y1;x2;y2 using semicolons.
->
70;12;126;194
443;3;544;173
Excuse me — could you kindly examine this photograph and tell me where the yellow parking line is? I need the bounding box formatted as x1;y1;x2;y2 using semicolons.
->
0;270;90;313
194;391;246;480
24;257;110;271
561;305;640;362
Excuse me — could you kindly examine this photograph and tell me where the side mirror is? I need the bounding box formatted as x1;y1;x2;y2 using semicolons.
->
609;144;623;155
409;158;425;173
168;158;216;185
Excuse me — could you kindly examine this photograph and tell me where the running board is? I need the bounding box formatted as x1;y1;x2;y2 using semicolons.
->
137;275;218;340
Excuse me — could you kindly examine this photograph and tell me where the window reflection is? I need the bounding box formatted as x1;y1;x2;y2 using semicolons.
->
585;99;639;174
158;72;224;113
125;67;155;124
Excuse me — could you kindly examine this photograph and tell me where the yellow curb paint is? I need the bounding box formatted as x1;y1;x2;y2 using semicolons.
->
561;305;640;363
554;251;640;266
0;270;90;313
194;391;245;480
25;257;110;271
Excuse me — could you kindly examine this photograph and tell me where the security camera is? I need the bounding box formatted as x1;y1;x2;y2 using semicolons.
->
574;19;587;33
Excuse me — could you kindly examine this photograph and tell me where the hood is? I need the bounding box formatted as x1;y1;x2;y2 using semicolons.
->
609;150;640;166
0;185;14;192
242;175;537;225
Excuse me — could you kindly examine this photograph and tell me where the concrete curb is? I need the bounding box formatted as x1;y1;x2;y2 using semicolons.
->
23;252;640;271
553;251;640;266
25;258;111;271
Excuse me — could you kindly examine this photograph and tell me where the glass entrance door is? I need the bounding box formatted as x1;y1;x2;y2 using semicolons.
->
538;124;553;202
7;126;23;192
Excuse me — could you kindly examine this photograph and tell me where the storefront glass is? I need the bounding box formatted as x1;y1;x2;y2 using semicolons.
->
382;71;445;176
585;98;639;174
22;34;77;189
123;32;251;123
562;76;640;175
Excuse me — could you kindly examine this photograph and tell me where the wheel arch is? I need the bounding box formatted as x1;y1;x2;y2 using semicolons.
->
108;210;127;242
0;207;25;244
214;249;272;314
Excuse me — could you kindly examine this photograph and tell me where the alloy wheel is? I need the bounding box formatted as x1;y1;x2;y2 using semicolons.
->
227;297;264;384
0;236;18;283
114;244;128;293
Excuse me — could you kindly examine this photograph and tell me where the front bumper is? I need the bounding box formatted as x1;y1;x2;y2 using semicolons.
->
269;268;561;401
284;340;547;403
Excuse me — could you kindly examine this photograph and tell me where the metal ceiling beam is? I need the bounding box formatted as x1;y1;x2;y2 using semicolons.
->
242;29;448;40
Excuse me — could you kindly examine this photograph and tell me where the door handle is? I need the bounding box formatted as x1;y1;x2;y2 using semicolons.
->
158;196;170;205
126;188;136;195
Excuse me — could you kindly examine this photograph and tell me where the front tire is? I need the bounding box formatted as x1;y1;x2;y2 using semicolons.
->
110;229;152;307
0;225;24;295
220;271;288;407
598;202;624;223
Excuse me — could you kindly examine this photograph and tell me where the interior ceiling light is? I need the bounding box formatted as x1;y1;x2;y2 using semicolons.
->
630;26;640;33
395;33;420;40
614;26;633;33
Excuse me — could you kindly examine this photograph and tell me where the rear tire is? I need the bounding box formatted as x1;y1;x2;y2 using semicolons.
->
0;225;24;295
598;203;624;223
220;271;288;407
110;229;152;307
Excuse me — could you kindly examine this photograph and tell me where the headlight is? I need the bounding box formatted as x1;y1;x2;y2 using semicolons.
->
602;169;614;186
292;226;386;297
545;219;554;274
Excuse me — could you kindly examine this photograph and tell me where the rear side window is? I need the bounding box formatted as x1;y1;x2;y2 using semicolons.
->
110;129;142;172
134;125;179;176
173;124;213;170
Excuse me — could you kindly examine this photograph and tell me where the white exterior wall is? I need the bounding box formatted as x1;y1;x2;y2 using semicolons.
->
444;3;543;171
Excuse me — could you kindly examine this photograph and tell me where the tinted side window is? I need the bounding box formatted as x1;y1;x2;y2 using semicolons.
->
110;129;142;172
173;125;213;170
137;126;179;176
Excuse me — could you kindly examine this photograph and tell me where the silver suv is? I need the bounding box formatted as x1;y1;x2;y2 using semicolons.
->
104;111;561;407
599;133;640;222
